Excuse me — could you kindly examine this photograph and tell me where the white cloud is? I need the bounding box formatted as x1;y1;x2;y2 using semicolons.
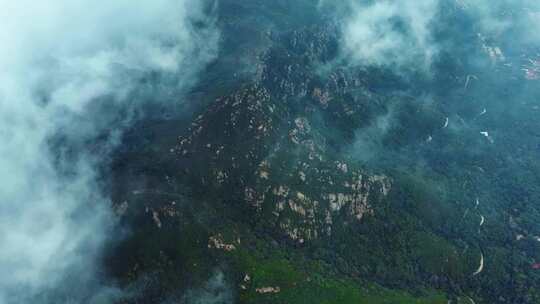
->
336;0;540;73
341;0;440;71
0;0;218;302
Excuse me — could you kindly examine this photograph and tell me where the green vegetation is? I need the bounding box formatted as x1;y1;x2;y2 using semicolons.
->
230;244;448;304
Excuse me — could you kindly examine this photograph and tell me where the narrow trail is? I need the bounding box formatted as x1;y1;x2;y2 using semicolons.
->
473;252;484;276
464;74;478;90
479;108;487;116
455;198;486;303
473;198;485;276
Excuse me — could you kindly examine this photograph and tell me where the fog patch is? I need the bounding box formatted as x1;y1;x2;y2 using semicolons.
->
340;0;440;72
349;109;394;163
0;0;218;303
334;0;540;73
180;271;233;304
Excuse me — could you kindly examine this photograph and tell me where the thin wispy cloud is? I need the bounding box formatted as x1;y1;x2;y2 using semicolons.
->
340;0;440;71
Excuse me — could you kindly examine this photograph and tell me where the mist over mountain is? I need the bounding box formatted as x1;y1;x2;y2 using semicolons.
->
2;1;540;304
0;0;217;302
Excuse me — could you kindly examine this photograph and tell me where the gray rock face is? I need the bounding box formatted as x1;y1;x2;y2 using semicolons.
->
173;25;393;244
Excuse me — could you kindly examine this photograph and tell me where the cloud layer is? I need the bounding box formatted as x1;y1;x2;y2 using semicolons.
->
0;1;218;303
337;0;540;72
340;0;440;71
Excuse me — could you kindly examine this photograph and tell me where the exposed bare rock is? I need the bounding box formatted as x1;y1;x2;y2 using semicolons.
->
172;25;392;245
208;235;237;252
256;286;281;294
152;210;162;229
